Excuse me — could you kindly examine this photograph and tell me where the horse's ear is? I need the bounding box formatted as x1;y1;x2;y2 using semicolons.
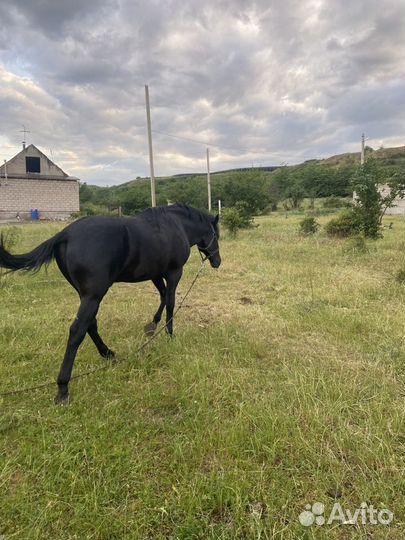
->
214;214;219;224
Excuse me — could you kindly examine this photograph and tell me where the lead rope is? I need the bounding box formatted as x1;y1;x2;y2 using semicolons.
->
0;258;207;399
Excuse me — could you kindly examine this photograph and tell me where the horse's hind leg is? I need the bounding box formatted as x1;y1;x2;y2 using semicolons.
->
55;295;102;405
88;318;115;359
144;277;167;336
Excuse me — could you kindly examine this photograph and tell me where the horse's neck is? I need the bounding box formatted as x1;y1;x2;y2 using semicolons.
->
177;214;205;246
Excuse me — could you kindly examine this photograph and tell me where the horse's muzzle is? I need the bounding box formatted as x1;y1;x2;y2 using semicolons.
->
210;256;221;269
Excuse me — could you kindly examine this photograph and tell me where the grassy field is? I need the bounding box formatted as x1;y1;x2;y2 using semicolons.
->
0;213;404;539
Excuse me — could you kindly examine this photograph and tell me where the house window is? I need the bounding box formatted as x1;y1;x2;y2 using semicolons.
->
26;156;40;173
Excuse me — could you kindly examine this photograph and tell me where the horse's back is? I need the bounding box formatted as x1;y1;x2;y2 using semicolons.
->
57;214;189;288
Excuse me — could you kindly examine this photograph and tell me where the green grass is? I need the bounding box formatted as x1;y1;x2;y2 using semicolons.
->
0;214;404;539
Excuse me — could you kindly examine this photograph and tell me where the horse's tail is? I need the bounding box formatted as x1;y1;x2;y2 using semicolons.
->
0;230;67;273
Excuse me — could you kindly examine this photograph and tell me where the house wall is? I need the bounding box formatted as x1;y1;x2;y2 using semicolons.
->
0;178;80;220
385;201;405;215
379;185;405;216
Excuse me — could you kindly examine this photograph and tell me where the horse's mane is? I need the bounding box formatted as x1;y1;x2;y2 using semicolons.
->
140;203;211;224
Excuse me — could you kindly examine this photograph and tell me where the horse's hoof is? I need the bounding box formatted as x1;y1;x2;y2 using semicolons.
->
54;394;69;406
101;348;115;359
144;321;157;336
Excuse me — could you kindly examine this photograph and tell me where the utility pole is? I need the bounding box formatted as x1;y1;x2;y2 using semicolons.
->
145;85;156;207
361;133;365;165
206;147;211;212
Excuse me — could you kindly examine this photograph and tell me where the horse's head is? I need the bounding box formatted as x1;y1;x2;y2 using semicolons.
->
198;214;221;269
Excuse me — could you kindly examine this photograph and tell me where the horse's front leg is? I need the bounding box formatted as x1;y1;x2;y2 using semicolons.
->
164;268;183;336
144;277;167;335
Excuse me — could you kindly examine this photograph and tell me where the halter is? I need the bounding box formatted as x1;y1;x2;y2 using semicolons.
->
197;225;218;263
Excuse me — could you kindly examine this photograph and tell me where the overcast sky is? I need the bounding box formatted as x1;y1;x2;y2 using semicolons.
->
0;0;404;185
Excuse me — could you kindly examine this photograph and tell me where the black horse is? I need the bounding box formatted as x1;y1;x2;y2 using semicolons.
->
0;204;221;404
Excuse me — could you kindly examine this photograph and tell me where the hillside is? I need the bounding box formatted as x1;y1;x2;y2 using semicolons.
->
79;146;404;215
320;145;404;167
120;146;404;186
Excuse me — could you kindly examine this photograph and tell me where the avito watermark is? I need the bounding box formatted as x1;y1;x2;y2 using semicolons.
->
299;502;393;527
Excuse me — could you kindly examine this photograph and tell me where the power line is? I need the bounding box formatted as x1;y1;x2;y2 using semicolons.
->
151;129;269;155
151;128;323;164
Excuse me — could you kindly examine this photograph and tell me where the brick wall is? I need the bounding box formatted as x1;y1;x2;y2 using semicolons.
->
0;178;80;219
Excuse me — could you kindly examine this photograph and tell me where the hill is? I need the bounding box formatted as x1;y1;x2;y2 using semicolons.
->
121;146;404;185
79;146;404;215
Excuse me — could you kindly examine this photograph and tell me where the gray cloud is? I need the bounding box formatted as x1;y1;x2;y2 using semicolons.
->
0;0;403;185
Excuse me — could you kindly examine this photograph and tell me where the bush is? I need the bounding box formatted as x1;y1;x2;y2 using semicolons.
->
282;200;291;211
79;202;110;216
263;201;278;213
343;234;369;254
299;216;320;235
325;209;360;238
0;226;22;287
322;196;351;209
221;205;254;237
233;200;253;219
1;226;22;251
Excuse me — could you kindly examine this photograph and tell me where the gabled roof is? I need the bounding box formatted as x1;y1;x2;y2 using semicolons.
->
0;144;68;178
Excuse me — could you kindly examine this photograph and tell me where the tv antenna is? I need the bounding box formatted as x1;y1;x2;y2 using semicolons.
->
19;125;31;149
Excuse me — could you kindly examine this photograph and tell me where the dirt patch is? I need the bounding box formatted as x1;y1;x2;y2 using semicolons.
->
239;296;254;305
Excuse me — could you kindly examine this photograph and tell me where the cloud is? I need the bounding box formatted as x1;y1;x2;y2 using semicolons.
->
0;0;403;185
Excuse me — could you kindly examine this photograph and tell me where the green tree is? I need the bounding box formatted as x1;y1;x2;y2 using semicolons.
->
117;183;152;215
79;182;93;203
352;158;405;238
221;171;270;214
165;176;208;210
293;163;353;199
284;181;305;209
268;167;289;209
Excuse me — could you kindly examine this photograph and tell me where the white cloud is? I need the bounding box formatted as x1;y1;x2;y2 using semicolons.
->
0;0;403;185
